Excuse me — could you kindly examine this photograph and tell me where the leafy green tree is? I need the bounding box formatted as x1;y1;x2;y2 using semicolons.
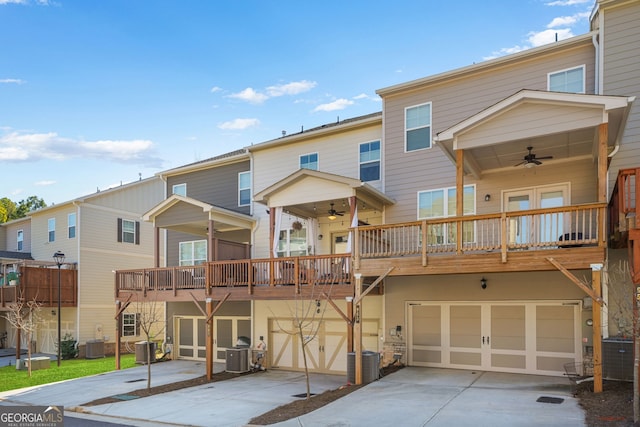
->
14;196;46;219
0;196;46;223
0;198;17;223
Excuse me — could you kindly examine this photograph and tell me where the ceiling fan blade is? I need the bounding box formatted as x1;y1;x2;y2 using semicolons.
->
532;159;542;165
514;160;527;167
535;155;553;160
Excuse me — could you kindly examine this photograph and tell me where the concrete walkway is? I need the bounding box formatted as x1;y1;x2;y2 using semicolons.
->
0;359;586;427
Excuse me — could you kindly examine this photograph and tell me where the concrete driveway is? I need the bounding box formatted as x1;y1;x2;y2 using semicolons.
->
0;358;585;427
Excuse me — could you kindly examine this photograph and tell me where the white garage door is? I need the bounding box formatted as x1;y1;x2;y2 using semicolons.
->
408;301;580;376
269;317;379;374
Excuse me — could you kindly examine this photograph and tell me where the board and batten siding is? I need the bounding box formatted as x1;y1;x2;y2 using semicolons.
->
382;41;595;223
166;160;251;215
602;1;640;191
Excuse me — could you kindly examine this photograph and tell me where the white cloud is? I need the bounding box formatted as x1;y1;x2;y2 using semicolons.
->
313;99;354;112
0;78;25;84
353;93;380;102
548;12;590;28
210;86;222;93
228;80;317;104
545;0;590;6
0;130;163;166
0;0;26;4
228;87;268;104
35;180;56;186
527;28;574;47
218;118;260;130
266;80;317;97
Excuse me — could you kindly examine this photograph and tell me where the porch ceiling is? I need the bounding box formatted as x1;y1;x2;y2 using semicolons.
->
142;194;255;236
253;169;395;219
435;90;635;178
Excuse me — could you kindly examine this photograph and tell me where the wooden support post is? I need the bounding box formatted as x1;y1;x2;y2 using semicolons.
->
113;295;131;371
152;227;159;268
456;149;464;255
598;124;608;247
208;220;216;262
206;298;214;381
115;300;121;370
354;273;363;385
347;298;354;353
592;264;603;393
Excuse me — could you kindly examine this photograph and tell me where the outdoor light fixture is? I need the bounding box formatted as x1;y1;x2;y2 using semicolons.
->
484;194;491;202
480;277;487;289
53;251;65;367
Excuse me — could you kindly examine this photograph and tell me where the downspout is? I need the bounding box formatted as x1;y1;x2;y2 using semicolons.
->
247;148;258;260
158;173;168;267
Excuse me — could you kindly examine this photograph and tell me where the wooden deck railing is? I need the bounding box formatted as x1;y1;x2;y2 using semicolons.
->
610;167;640;282
355;203;605;263
116;253;351;295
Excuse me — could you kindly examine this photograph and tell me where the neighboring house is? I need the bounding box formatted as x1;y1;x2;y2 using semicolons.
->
114;0;639;389
0;177;164;356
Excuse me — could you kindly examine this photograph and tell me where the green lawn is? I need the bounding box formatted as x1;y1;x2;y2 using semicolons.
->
0;354;137;392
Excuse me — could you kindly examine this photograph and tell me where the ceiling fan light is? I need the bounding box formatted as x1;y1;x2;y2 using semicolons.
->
328;214;337;221
524;162;536;169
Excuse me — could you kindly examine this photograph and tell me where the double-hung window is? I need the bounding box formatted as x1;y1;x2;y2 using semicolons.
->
48;218;56;243
117;218;140;244
238;172;251;207
17;230;23;251
300;153;318;170
122;313;139;337
179;240;207;266
359;141;380;182
548;65;585;93
405;102;432;152
418;185;475;245
68;213;76;239
277;228;308;257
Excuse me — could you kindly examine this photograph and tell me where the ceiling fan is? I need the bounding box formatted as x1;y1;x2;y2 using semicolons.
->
514;146;553;168
327;202;345;220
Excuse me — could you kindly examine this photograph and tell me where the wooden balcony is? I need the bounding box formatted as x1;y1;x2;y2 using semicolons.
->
115;254;353;302
0;266;78;309
609;167;640;282
354;203;606;277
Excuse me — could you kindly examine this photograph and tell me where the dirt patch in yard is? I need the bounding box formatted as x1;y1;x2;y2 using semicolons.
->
575;380;634;427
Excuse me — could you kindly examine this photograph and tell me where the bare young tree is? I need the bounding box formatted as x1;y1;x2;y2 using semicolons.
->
3;296;44;377
132;291;166;390
270;269;338;399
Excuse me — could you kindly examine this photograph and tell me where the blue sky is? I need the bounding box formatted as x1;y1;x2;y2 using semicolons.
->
1;0;593;205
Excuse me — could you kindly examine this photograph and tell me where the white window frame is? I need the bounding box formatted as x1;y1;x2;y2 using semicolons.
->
172;183;187;196
122;219;136;244
68;213;76;239
238;171;251;207
277;228;308;257
405;102;432;152
17;229;23;251
48;218;55;243
179;240;207;266
547;65;585;94
417;185;476;245
299;152;319;170
122;313;139;337
359;140;381;182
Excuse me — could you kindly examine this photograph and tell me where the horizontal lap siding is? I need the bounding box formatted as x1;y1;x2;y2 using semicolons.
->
383;43;595;223
166;160;251;215
251;122;381;259
603;2;640;188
